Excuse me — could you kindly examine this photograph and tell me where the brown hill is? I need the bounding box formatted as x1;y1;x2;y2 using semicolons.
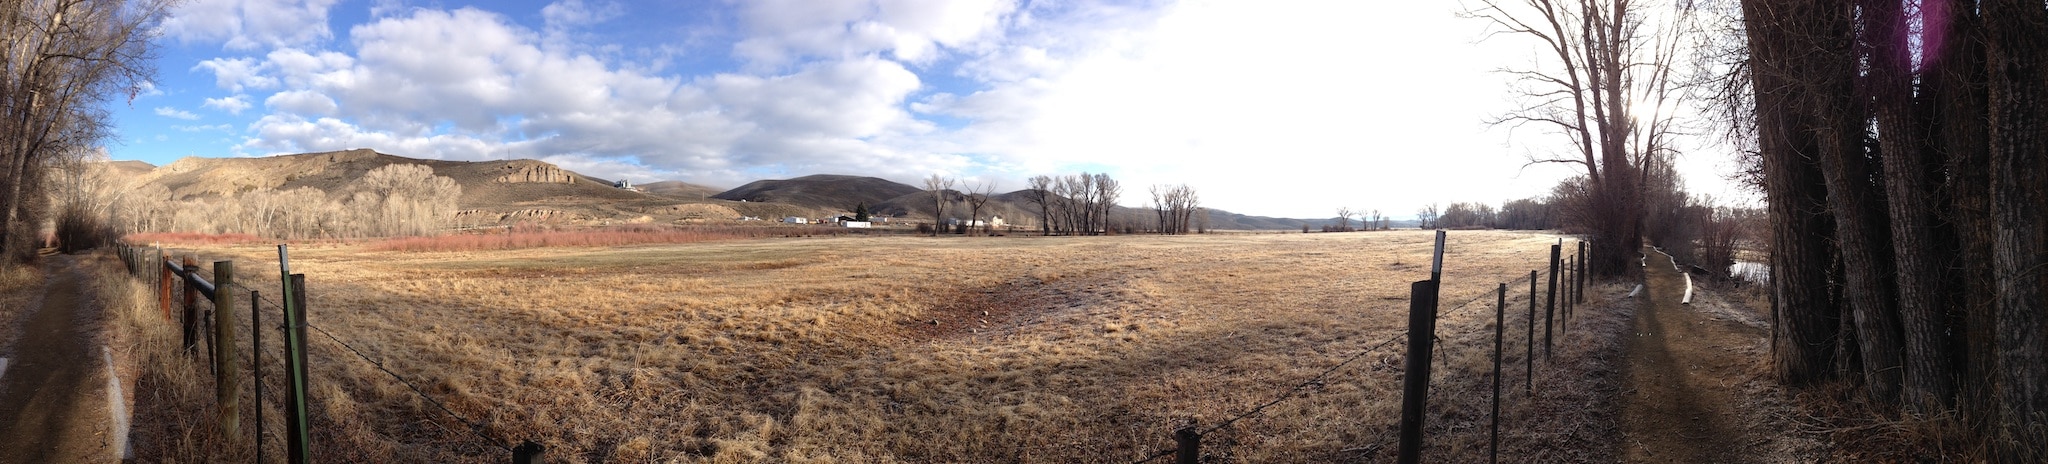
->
639;180;722;200
711;175;922;213
123;149;784;226
117;150;1314;230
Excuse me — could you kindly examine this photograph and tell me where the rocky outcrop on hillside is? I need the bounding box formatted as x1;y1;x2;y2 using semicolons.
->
493;160;577;184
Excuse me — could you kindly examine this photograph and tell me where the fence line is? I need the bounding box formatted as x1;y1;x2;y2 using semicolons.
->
119;234;1601;463
114;243;540;463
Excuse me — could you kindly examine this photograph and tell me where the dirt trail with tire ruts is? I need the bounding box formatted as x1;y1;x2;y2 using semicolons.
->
0;255;120;463
1620;247;1767;462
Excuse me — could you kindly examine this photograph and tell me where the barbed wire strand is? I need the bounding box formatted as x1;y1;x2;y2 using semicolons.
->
304;322;514;453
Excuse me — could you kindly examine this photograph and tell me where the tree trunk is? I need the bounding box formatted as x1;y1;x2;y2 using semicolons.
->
1982;0;2048;457
1742;0;1843;385
1929;0;1999;431
1867;0;1957;415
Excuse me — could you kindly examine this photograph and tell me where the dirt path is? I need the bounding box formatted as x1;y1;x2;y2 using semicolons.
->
1620;247;1767;462
0;255;118;463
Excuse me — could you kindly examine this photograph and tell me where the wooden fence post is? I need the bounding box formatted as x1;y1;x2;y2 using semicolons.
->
1173;426;1200;464
283;273;312;464
1398;230;1447;464
1545;243;1560;360
281;244;313;464
1397;279;1441;464
1491;282;1505;464
212;261;238;438
252;290;264;464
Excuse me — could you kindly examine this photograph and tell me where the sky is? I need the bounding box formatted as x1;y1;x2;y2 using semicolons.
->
108;0;1755;219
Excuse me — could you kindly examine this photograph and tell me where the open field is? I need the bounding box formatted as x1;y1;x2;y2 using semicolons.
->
126;229;1589;462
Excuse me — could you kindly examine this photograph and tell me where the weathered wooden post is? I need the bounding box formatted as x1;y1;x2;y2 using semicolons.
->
1545;242;1560;360
1173;426;1200;464
252;290;264;464
279;244;313;464
1397;230;1447;464
1491;282;1505;464
212;260;238;438
1527;270;1535;393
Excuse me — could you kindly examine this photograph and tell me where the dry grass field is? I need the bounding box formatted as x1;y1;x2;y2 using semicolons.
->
112;229;1615;462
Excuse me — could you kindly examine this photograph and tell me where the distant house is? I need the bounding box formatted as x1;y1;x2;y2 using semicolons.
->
613;179;637;191
782;217;808;224
843;221;872;228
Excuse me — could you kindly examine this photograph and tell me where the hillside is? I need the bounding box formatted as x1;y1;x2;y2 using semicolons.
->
117;149;777;226
110;150;1321;230
711;175;922;213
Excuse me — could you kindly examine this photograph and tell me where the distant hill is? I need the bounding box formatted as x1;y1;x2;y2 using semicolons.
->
113;149;794;226
711;175;922;213
638;180;722;200
108;150;1324;230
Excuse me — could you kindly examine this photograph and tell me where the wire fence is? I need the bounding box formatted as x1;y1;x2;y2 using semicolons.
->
116;236;1597;463
114;243;532;463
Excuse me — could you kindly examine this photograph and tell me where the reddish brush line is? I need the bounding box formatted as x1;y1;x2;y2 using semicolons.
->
123;232;267;246
368;226;792;252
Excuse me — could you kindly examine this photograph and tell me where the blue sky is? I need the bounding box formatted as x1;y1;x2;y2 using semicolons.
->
108;0;1749;219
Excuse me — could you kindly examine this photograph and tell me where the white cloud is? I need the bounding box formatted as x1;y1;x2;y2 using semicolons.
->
731;0;1014;67
541;0;623;30
155;107;202;120
264;90;338;115
172;124;236;132
193;57;279;92
203;95;254;114
161;0;344;51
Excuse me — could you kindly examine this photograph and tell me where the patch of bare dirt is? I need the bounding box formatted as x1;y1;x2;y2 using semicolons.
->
1621;247;1822;463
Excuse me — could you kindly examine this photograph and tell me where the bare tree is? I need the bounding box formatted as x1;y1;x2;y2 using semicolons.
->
923;174;954;236
1;0;175;263
1026;175;1053;236
1416;203;1440;230
1334;206;1355;232
1462;0;1701;276
1150;184;1199;235
964;180;996;236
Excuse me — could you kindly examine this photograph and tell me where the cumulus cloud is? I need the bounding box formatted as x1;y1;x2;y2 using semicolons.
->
218;6;965;188
161;0;344;51
155;107;202;120
193;57;278;92
731;0;1014;67
203;95;254;114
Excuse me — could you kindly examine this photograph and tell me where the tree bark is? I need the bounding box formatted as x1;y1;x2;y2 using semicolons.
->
1742;0;1843;386
1867;0;1957;415
1982;0;2048;457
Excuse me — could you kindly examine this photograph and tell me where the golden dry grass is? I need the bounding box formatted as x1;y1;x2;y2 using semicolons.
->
0;264;43;354
118;229;1617;462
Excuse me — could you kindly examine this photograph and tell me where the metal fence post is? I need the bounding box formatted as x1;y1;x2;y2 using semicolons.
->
213;261;238;438
1545;243;1560;360
513;440;546;464
158;252;173;322
1491;282;1505;464
182;256;200;353
1577;241;1588;304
